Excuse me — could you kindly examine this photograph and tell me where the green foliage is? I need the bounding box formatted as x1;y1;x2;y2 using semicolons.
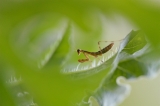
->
0;1;160;106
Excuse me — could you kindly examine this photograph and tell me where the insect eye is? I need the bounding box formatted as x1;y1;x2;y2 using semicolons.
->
77;49;80;55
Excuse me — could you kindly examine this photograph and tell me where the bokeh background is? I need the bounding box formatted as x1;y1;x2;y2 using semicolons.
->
1;1;160;106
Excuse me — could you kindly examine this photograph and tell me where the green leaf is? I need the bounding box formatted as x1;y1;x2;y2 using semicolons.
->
63;30;149;106
92;48;160;106
91;33;160;106
44;22;71;68
67;30;146;77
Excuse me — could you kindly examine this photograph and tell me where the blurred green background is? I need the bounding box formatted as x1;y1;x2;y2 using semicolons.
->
1;1;160;106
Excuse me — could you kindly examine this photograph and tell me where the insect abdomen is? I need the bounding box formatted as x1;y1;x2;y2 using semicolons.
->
99;43;114;54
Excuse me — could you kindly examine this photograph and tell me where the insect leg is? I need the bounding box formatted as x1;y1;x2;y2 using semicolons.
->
78;52;91;63
98;41;115;62
98;41;107;62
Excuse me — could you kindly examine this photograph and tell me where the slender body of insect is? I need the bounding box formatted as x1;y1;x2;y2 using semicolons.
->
77;43;114;63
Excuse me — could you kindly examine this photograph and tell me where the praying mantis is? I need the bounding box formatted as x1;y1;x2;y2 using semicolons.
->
77;39;123;63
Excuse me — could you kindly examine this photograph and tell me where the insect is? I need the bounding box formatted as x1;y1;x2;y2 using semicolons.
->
77;42;114;63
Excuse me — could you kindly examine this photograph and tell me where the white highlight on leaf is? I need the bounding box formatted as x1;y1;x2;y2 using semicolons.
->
17;92;24;97
115;47;118;53
76;63;81;71
91;60;97;67
29;98;38;106
6;76;22;84
97;60;102;66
